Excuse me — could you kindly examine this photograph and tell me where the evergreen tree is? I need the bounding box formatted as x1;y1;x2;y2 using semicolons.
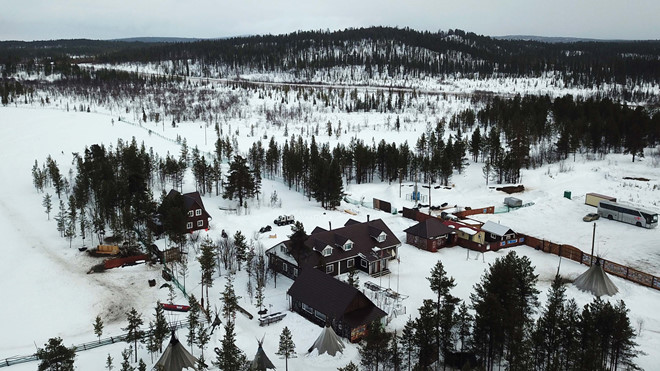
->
221;274;240;322
55;199;67;237
119;348;134;371
223;155;256;206
455;301;472;353
36;337;76;371
123;307;144;363
137;359;146;371
93;315;104;343
145;322;158;363
337;361;359;371
400;318;417;371
470;126;482;162
276;327;296;371
43;193;52;220
470;252;539;371
532;275;566;370
213;320;248;371
196;320;211;370
187;294;201;355
386;331;402;371
233;230;248;270
427;261;458;368
414;300;438;369
359;320;392;371
610;300;639;370
105;353;114;371
153;302;169;352
198;236;217;309
288;221;310;266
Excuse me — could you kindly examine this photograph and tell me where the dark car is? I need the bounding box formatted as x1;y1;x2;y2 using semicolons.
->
583;213;600;222
259;225;272;233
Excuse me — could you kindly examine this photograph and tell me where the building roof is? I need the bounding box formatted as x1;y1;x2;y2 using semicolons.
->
481;220;514;237
303;218;400;264
288;267;386;326
403;218;454;239
166;189;211;219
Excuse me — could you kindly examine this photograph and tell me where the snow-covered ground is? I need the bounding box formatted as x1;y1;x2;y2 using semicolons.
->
1;106;659;370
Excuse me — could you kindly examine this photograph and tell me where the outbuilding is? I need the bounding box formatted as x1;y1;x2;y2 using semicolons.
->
585;193;616;207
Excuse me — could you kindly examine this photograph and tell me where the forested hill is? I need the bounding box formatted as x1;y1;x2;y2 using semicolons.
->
97;27;660;84
3;27;660;85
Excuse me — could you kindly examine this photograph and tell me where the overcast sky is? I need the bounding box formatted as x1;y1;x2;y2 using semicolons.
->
2;0;659;41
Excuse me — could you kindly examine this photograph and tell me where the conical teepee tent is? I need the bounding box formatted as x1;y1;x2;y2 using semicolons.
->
307;325;345;356
250;338;276;370
155;331;199;371
574;258;618;297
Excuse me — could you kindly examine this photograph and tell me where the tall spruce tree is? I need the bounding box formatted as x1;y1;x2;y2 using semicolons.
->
470;252;539;371
427;261;458;369
187;294;201;355
153;302;169;353
213;320;247;371
400;317;417;371
122;307;144;363
223;155;256;206
532;275;567;370
198;236;217;309
93;315;104;343
276;326;296;371
359;321;392;371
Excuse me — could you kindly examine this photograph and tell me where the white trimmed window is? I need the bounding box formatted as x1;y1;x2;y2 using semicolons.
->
195;208;202;216
343;242;353;251
377;234;386;242
322;246;333;257
187;210;194;217
361;260;368;268
282;262;288;272
293;268;299;277
347;258;354;268
301;303;313;314
186;222;193;229
326;265;334;274
197;220;204;227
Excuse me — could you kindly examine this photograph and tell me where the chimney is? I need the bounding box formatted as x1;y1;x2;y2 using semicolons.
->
329;221;332;230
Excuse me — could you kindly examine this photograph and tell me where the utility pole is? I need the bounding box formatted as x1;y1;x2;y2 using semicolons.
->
590;222;596;266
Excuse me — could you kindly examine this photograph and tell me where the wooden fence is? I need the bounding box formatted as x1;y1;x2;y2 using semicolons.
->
454;206;495;218
524;235;660;291
373;198;392;213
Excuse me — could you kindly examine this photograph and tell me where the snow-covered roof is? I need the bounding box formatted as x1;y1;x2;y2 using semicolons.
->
459;227;477;236
481;220;513;236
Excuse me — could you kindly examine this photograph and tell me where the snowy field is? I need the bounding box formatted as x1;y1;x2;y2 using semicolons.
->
1;106;659;370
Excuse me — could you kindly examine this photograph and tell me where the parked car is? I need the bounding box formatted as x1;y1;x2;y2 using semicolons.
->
259;225;272;233
583;213;600;222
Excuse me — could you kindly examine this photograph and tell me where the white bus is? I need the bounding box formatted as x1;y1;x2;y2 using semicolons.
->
597;200;658;228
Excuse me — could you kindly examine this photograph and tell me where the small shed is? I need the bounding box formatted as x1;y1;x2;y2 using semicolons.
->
585;193;616;207
504;197;522;208
481;221;516;243
403;218;455;252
